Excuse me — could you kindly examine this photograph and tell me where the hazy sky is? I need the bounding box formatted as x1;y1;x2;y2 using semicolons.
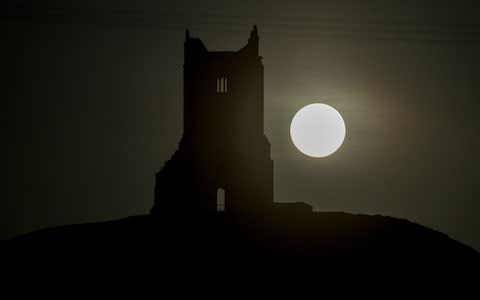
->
3;0;479;250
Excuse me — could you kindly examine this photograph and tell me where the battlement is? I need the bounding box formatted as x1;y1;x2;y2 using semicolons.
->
184;25;261;65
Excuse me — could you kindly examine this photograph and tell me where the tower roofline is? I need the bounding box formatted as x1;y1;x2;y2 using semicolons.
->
185;26;260;56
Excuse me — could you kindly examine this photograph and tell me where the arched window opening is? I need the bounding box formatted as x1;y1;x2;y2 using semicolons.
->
216;77;228;93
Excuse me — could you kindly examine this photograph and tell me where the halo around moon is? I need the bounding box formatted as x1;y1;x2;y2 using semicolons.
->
290;103;346;158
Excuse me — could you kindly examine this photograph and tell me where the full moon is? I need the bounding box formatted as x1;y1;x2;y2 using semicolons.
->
290;103;346;158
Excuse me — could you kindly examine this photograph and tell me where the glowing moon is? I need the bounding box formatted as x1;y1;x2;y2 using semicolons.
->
290;103;346;158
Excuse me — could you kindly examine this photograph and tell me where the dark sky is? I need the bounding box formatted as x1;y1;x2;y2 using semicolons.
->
3;0;479;250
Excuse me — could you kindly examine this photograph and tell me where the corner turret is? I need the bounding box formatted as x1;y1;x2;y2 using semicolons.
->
247;25;259;57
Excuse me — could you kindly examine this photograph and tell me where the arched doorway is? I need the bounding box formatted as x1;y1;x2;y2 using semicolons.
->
216;188;225;212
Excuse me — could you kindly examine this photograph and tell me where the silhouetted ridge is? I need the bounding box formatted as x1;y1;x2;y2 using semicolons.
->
8;210;479;261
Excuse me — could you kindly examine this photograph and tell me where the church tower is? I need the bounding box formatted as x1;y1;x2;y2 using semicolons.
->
151;26;274;217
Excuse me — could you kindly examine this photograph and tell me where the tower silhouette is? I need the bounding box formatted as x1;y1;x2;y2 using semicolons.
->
151;26;274;217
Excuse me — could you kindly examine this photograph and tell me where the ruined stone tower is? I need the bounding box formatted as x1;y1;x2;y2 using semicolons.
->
151;26;274;217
